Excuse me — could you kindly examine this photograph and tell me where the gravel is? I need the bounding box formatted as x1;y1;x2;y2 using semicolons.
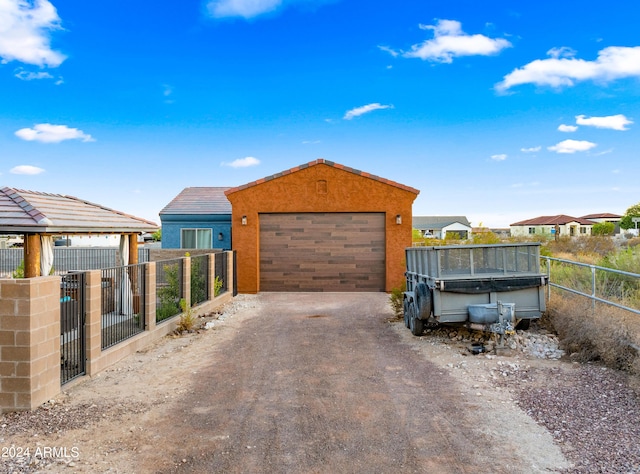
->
2;300;639;473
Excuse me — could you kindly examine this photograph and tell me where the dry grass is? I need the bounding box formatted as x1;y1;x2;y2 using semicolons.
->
544;294;640;374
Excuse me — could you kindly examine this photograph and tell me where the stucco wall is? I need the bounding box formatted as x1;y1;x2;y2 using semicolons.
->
225;162;418;293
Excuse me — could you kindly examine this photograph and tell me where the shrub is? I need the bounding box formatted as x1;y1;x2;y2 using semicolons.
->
546;295;639;372
214;276;223;297
157;263;181;321
389;283;406;319
176;298;195;333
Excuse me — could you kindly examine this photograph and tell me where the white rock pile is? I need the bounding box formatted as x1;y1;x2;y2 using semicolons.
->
423;325;566;360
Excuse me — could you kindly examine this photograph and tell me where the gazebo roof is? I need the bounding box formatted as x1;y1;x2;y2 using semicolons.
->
0;187;158;234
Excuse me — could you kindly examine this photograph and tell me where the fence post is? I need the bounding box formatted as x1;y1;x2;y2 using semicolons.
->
182;256;191;309
0;277;60;412
85;270;102;376
591;265;597;311
227;251;235;296
145;262;156;331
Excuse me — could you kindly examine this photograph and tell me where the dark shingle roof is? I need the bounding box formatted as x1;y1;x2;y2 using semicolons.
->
0;187;158;234
160;187;232;215
510;215;596;226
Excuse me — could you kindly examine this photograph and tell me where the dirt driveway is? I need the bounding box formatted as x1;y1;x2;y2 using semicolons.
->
2;293;570;473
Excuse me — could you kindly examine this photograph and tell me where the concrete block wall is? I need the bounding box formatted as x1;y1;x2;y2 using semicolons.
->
0;251;235;413
0;277;61;413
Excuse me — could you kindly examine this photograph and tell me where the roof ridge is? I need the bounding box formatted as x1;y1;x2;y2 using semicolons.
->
225;159;419;195
1;186;52;225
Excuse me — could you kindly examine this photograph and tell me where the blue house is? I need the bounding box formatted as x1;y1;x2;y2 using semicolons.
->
160;187;232;250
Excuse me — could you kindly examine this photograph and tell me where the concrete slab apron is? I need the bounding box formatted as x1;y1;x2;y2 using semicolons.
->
143;293;567;474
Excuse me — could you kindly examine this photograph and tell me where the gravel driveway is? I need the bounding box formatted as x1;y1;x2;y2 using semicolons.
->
2;293;638;473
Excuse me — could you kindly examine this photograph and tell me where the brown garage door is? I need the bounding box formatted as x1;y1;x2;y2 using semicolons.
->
259;213;386;292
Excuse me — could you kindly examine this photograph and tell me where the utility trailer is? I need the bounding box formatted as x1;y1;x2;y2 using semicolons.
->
403;243;548;340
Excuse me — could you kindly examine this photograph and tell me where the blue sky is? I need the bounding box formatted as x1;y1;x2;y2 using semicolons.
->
1;0;639;228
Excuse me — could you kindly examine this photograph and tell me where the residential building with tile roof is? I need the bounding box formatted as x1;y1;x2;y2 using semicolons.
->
510;215;597;238
159;187;232;250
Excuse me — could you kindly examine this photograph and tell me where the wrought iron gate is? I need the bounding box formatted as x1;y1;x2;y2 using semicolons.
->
60;272;86;384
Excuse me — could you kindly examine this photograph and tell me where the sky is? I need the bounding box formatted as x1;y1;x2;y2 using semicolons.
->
1;0;639;228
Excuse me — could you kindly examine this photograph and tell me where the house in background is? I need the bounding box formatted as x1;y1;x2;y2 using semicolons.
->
412;216;472;240
160;187;232;250
580;213;622;234
510;215;596;238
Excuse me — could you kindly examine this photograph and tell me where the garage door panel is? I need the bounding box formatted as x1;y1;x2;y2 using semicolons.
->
260;212;385;292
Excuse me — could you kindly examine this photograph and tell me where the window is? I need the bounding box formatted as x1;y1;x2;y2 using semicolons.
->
528;227;536;234
580;227;588;234
181;228;212;249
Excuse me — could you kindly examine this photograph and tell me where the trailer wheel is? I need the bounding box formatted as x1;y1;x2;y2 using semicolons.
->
516;318;531;330
415;283;433;319
409;301;424;336
403;298;411;328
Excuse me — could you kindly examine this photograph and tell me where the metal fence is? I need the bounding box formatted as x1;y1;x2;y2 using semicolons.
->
101;263;146;349
0;247;150;277
542;256;640;316
214;252;229;295
60;272;86;384
156;258;184;323
191;254;209;306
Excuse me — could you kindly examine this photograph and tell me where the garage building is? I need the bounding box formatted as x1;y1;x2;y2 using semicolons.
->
225;160;419;293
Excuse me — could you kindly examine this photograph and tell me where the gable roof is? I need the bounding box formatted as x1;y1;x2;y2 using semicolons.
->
510;215;596;226
580;213;622;220
160;187;231;215
0;187;158;234
224;159;419;196
413;216;471;230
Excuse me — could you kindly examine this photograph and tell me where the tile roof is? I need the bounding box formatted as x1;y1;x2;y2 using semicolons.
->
412;215;471;229
160;187;232;215
510;215;596;226
224;159;420;196
0;187;158;234
580;213;622;219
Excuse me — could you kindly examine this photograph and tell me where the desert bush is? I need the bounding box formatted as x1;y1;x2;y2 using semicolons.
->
546;295;639;372
545;236;616;259
176;298;195;333
389;283;405;319
157;263;181;321
471;230;502;245
214;276;223;297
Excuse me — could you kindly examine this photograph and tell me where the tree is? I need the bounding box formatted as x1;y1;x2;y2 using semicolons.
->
592;222;615;236
620;202;640;230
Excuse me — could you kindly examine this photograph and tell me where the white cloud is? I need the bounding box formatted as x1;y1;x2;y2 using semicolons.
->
575;114;632;131
496;46;640;92
377;45;399;58
15;69;51;80
222;156;260;168
395;19;511;63
558;124;578;132
0;0;66;67
547;139;597;154
206;0;334;19
521;146;541;153
491;154;507;161
343;103;393;120
10;165;45;175
14;124;95;143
